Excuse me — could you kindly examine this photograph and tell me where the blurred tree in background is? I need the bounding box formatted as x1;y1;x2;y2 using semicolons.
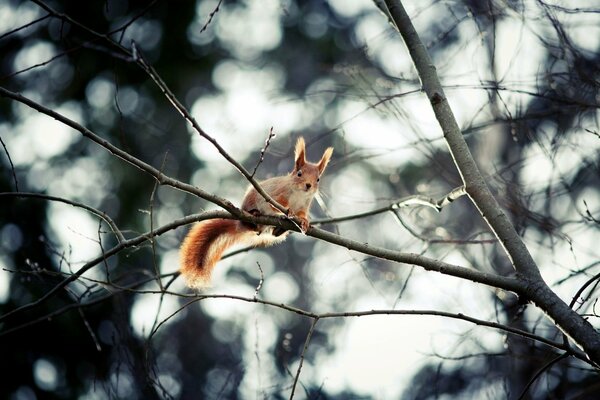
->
1;0;599;399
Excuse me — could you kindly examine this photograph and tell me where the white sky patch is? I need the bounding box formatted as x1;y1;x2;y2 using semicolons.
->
353;12;409;77
310;268;502;396
49;156;110;208
329;165;377;215
46;203;103;266
130;293;180;337
8;101;82;165
338;100;409;149
567;13;600;53
375;37;413;78
0;263;11;303
328;0;373;19
262;271;300;303
239;313;279;398
0;1;41;35
13;40;56;74
314;314;435;397
200;282;257;318
216;0;283;59
86;77;117;110
190;87;302;164
494;18;542;84
334;97;442;172
212;60;284;92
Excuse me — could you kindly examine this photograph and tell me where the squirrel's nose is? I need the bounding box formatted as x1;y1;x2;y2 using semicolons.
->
305;183;312;190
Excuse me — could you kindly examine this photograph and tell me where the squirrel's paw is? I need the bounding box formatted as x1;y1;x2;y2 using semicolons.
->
297;217;309;233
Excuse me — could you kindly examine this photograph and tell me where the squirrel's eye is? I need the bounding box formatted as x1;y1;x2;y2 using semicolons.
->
317;177;320;182
297;170;302;177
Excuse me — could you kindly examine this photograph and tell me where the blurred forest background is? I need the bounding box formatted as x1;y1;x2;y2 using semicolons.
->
1;0;600;399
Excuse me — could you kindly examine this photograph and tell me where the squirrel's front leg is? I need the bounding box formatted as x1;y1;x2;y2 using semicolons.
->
266;206;309;235
276;209;309;234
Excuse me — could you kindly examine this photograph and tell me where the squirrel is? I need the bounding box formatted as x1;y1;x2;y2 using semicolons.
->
180;137;333;288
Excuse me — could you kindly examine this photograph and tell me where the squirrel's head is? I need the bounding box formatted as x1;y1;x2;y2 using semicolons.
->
291;136;333;193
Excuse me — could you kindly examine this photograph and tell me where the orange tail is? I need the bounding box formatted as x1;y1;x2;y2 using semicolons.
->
180;219;249;288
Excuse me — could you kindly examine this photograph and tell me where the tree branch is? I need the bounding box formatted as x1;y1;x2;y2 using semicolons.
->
133;47;290;217
0;192;125;243
0;86;240;216
0;205;521;324
313;185;466;225
29;0;289;217
383;0;600;366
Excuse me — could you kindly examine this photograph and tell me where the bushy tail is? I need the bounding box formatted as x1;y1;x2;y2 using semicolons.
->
180;219;250;288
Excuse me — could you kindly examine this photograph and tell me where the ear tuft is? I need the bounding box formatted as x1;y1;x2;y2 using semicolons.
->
294;137;306;170
318;147;333;175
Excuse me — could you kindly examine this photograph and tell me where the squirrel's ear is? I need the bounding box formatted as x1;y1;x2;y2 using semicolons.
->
294;137;306;170
318;147;333;175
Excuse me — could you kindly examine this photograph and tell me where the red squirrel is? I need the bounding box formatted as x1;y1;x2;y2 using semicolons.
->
180;137;333;288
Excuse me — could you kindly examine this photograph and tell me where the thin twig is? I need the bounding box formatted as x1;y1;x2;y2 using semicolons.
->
131;46;289;216
0;192;124;242
312;185;466;225
290;318;319;399
148;153;169;291
0;86;240;216
0;135;19;191
517;352;570;400
3;283;592;365
569;271;600;310
0;13;51;41
251;127;276;178
78;308;102;352
253;262;264;300
198;0;223;34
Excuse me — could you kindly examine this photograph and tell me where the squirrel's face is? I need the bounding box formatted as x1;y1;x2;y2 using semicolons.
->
291;164;322;194
291;136;333;195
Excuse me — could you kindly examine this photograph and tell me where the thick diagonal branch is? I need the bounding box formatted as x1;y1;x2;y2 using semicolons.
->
383;0;600;365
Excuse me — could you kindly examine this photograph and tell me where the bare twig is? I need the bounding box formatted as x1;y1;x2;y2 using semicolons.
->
4;281;590;364
0;135;19;191
312;185;466;225
78;308;102;352
517;352;570;400
0;87;240;216
290;318;319;399
0;13;51;41
251;127;277;178
131;46;289;216
0;192;124;243
253;262;264;300
569;271;600;311
148;153;169;291
198;0;223;34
